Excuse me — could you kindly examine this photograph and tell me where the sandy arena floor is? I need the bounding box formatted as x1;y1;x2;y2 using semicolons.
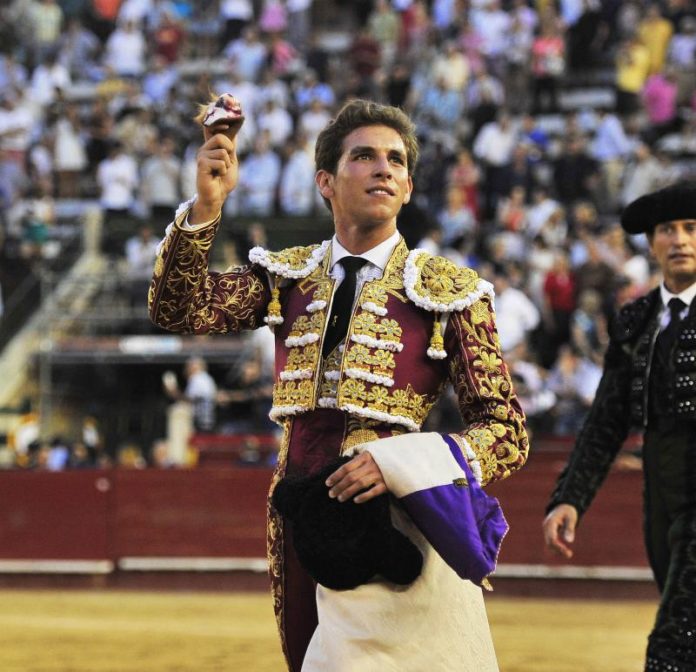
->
0;590;657;671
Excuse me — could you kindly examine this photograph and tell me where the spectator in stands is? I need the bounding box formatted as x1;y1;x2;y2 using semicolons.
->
367;0;401;69
140;135;182;226
637;3;674;75
530;19;566;114
543;182;696;671
294;69;335;112
58;17;102;81
348;25;382;98
124;224;160;308
614;33;651;117
569;287;609;367
429;40;470;93
553;134;600;206
27;0;64;63
223;25;268;83
621;142;667;207
590;108;634;212
152;11;186;64
471;0;511;79
279;135;316;217
298;97;332;149
541;249;576;365
53;104;88;199
496;185;528;234
413;75;464;142
238;131;281;216
437;185;477;246
445;147;481;221
506;340;556;435
504;8;535;112
668;16;696;103
104;19;146;77
30;50;71;106
546;343;602;435
257;98;294;150
219;0;254;48
163;357;218;434
0;88;36;194
641;67;681;144
566;0;608;72
286;0;313;54
96;140;139;249
473;109;517;221
492;266;541;353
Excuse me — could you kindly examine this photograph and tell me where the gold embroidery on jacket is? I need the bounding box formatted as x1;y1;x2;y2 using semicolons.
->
411;254;481;304
448;302;528;484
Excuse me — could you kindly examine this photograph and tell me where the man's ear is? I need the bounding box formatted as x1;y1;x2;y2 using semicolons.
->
316;170;334;200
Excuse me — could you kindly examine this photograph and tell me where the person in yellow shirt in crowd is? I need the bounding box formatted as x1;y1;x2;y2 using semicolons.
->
616;33;651;116
638;4;674;75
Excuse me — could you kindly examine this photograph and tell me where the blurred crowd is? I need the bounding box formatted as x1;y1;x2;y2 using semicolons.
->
1;0;696;466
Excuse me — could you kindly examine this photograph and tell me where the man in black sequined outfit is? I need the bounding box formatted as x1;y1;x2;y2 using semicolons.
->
543;181;696;672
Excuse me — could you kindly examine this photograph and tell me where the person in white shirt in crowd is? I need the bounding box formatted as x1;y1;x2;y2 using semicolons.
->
142;55;178;106
224;25;268;83
526;187;562;240
124;223;159;307
53;104;88;199
30;50;70;106
238;131;281;216
256;67;290;110
298;97;332;149
257;98;294;150
104;19;147;78
470;0;511;78
163;357;218;434
96;140;139;251
0;88;37;188
279;135;316;217
589;107;635;212
473;109;517;220
140;135;182;225
492;266;541;353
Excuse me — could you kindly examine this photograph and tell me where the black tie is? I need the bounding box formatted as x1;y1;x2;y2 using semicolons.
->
657;298;687;357
323;256;367;358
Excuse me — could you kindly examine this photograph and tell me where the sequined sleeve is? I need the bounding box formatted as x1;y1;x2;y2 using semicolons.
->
444;295;529;486
148;211;270;334
546;337;633;518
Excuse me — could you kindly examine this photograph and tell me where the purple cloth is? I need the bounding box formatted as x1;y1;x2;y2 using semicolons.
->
398;434;509;586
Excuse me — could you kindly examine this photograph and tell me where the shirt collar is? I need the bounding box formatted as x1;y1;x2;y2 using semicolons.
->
330;230;401;273
660;280;696;309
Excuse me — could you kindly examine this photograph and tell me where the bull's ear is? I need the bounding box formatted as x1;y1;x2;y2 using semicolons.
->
271;477;304;520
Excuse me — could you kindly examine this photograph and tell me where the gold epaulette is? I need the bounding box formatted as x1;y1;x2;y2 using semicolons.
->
248;240;330;280
248;240;331;325
403;250;495;360
403;250;493;313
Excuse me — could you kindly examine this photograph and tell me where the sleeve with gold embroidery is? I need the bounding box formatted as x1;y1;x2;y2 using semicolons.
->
148;212;270;334
445;296;529;486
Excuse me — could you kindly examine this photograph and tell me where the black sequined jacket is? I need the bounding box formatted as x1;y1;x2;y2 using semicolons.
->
547;288;696;518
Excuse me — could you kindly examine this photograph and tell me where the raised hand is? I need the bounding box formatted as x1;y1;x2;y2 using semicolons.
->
190;94;245;224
